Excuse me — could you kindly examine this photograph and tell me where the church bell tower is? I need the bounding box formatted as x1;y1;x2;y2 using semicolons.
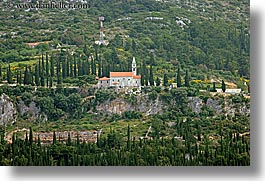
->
132;57;137;75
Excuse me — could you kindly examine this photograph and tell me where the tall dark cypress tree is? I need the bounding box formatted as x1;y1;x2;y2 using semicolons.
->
53;131;56;145
35;64;40;86
74;55;77;77
177;66;181;87
50;54;54;77
212;82;216;92
40;68;45;87
66;56;70;77
0;65;2;77
16;70;19;84
184;69;190;87
24;66;30;85
149;64;154;86
127;125;131;150
29;127;33;146
7;64;12;84
221;80;226;93
41;52;45;72
87;59;90;75
18;70;22;85
49;76;53;88
62;61;67;79
98;58;102;77
46;52;49;77
69;56;73;77
29;66;34;86
163;73;168;86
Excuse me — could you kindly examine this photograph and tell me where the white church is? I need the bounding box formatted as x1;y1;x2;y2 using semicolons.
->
98;57;141;88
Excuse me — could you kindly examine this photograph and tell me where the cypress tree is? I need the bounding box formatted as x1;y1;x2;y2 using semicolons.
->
67;132;71;146
16;70;19;84
66;56;70;77
53;131;56;145
184;69;190;87
40;69;45;87
41;52;45;72
46;52;49;77
77;58;82;76
98;58;102;77
87;59;90;75
35;64;40;86
18;70;22;84
127;125;131;150
177;66;181;87
29;127;33;146
49;76;53;88
149;64;154;86
0;65;2;77
24;66;30;85
69;56;73;77
29;66;34;86
163;73;168;86
221;80;226;93
62;61;67;79
213;82;216;92
74;55;77;77
7;64;12;84
50;54;54;77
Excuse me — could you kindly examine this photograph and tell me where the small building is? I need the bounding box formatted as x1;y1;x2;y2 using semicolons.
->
98;57;141;88
216;88;242;94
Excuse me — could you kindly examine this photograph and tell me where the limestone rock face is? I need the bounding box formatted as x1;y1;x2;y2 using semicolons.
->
0;94;17;126
17;100;47;122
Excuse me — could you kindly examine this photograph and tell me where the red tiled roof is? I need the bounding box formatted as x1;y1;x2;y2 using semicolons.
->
133;75;141;79
110;72;134;77
98;77;110;81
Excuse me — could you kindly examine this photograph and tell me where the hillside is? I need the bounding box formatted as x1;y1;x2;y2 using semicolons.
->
0;0;250;166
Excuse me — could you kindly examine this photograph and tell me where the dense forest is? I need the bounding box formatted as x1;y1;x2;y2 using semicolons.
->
0;0;250;166
0;125;249;166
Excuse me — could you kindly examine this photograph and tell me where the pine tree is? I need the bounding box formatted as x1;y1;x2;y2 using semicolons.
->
184;69;190;87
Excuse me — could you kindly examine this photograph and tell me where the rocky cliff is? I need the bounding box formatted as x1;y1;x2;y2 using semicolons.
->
0;93;17;126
